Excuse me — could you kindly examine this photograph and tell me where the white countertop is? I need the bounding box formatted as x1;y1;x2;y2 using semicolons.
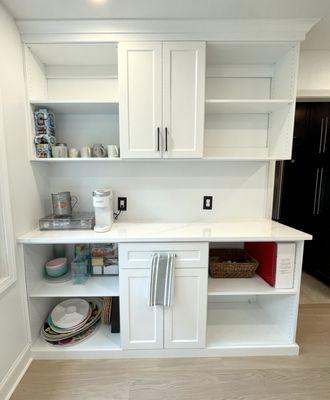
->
17;219;312;244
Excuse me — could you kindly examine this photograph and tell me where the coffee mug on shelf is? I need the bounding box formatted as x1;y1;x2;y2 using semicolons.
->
69;148;80;158
92;144;107;158
81;146;92;158
52;143;68;158
107;145;119;158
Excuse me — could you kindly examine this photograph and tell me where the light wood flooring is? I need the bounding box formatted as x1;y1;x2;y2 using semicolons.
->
11;274;330;400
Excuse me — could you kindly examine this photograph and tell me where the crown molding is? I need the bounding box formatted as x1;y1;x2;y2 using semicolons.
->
17;18;319;43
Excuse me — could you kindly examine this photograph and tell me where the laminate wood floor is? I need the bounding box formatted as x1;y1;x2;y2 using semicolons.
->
300;272;330;304
11;303;330;400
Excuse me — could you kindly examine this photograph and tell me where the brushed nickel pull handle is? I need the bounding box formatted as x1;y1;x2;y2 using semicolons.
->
313;168;320;215
323;117;328;153
317;167;324;215
319;118;324;154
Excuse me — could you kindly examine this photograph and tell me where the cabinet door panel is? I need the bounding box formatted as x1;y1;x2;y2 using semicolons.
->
120;268;163;349
119;42;162;158
163;42;205;158
164;268;207;348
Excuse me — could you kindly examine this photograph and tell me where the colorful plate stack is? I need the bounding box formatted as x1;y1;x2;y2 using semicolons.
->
41;298;103;346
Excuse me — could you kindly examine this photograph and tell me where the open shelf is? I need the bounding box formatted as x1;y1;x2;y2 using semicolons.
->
205;99;293;114
30;100;119;114
30;276;119;298
208;276;296;296
207;302;290;348
32;324;121;357
31;157;122;162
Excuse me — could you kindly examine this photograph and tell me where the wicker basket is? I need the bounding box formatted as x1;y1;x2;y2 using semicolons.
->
209;249;259;278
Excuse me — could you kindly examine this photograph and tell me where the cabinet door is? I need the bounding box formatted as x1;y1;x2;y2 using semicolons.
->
163;42;205;158
164;268;208;349
119;42;162;158
308;103;330;160
120;268;163;349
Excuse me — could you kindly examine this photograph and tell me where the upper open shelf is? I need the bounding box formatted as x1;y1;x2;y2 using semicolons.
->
205;99;293;114
30;100;119;114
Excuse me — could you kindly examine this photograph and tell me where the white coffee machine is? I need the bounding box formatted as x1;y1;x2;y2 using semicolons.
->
93;189;113;232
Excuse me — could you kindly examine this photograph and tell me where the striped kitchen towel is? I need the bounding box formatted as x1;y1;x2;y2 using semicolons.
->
149;253;175;307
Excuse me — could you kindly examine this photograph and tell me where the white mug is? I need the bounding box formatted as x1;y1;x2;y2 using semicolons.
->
107;145;119;158
69;148;80;158
81;146;92;158
52;144;67;158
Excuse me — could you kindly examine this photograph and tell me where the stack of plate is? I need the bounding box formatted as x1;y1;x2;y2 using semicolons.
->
41;298;103;346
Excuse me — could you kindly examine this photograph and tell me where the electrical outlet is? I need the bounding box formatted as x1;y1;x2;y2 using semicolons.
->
203;196;213;210
118;197;127;211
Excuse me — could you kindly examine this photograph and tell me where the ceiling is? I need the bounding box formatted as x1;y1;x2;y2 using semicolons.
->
1;0;330;50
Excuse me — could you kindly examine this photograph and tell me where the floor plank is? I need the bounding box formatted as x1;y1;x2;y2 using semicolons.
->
11;303;330;400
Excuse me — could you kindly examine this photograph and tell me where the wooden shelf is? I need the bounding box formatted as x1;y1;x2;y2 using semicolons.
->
32;325;121;358
30;276;119;298
205;99;293;114
30;100;119;114
207;302;289;348
208;276;296;296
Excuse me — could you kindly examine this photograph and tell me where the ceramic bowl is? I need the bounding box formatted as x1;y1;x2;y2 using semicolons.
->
45;258;68;278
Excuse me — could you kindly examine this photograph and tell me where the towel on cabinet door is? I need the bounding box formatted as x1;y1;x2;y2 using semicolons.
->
149;253;175;307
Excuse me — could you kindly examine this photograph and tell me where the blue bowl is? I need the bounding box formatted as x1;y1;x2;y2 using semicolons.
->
45;258;68;278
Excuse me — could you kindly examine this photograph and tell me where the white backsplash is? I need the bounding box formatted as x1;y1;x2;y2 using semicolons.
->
45;161;271;222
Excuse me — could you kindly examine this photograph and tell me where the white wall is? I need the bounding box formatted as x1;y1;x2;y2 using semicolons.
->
49;161;271;221
298;50;330;93
0;4;48;398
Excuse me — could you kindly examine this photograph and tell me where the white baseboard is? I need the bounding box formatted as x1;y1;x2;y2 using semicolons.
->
0;344;32;400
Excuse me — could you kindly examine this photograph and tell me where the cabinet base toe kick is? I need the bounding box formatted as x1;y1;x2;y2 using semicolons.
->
31;344;300;360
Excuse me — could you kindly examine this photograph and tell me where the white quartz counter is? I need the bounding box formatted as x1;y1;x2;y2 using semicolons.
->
17;219;312;244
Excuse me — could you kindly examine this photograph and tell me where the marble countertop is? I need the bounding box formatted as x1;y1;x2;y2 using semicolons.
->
17;219;312;244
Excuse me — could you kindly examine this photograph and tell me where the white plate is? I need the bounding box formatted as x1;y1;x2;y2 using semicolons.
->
51;298;90;329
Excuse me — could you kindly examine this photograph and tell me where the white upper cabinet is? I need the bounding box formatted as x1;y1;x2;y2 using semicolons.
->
163;42;205;158
119;41;205;159
119;42;162;158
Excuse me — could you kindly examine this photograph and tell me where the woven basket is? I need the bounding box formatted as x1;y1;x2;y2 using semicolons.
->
209;249;259;278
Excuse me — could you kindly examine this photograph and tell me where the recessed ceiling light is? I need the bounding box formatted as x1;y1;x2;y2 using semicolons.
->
88;0;108;4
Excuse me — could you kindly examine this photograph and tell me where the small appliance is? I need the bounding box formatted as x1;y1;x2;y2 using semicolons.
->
93;189;113;233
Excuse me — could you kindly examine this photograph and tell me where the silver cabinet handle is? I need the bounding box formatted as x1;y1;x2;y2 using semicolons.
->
317;167;324;214
323;117;328;153
313;168;320;214
319;118;324;154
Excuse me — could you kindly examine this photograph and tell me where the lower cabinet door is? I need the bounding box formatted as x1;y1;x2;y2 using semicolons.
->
120;268;163;349
164;268;208;349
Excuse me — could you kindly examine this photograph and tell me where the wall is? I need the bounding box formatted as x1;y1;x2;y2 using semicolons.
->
298;50;330;93
49;161;271;221
0;4;48;398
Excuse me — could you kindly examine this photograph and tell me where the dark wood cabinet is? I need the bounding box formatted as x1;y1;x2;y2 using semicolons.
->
273;102;330;285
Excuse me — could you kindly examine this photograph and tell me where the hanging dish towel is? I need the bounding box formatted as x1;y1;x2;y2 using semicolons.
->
149;253;175;307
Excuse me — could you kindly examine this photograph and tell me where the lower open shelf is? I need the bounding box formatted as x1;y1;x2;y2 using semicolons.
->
207;301;292;348
29;276;119;298
32;324;121;357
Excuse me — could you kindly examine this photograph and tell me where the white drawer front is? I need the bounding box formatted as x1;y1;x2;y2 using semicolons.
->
119;242;209;269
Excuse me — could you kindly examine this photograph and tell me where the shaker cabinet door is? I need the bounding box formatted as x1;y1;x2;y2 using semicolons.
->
119;42;162;158
162;42;205;158
120;268;163;349
164;268;208;349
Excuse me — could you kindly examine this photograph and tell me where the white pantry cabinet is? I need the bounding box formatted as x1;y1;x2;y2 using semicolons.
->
119;242;208;350
119;41;205;159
